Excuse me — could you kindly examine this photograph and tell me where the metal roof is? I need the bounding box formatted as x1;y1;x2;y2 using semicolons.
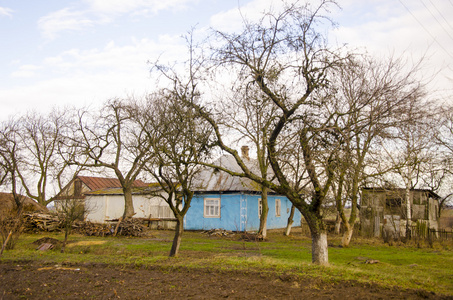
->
193;155;264;192
362;187;441;199
85;183;163;196
77;176;148;191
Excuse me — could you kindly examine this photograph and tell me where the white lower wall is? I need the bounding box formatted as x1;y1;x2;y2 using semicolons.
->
85;194;173;223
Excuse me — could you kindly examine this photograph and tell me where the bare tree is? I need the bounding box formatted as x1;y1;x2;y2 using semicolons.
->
378;97;437;239
0;110;77;207
329;54;426;246
68;100;154;218
437;105;453;155
189;1;350;265
424;105;453;215
0;119;22;207
420;155;453;217
56;197;89;253
219;91;281;239
140;90;213;257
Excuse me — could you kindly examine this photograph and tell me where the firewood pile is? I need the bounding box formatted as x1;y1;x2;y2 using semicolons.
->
72;221;112;237
110;218;147;237
239;232;264;241
22;213;61;233
22;213;146;237
202;229;235;237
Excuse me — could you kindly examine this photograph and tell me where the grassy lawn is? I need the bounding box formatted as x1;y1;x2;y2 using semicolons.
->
2;228;452;296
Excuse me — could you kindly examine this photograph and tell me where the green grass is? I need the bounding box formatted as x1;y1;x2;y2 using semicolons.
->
2;229;453;296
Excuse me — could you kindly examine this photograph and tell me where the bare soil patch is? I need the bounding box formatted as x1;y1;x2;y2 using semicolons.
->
1;261;450;299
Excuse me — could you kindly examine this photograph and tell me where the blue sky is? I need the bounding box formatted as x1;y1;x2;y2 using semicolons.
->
0;0;452;120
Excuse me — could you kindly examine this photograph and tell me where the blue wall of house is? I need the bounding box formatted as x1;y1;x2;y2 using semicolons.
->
184;192;301;231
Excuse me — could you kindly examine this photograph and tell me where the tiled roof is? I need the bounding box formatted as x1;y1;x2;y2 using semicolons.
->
77;176;148;191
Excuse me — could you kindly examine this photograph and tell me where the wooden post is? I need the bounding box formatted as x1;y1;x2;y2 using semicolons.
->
0;230;13;257
113;217;123;237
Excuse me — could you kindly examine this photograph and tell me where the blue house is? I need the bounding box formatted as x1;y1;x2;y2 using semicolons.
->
184;148;301;232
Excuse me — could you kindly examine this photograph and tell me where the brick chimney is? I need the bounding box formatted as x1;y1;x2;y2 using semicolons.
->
241;145;249;160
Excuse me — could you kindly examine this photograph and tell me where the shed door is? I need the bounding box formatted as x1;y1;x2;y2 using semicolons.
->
374;212;380;237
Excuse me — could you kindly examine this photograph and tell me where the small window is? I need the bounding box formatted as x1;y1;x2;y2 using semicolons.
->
386;197;401;208
275;199;281;217
258;198;262;217
204;198;220;218
361;195;368;207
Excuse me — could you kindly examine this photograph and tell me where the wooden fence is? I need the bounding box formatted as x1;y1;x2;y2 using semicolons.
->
299;221;453;241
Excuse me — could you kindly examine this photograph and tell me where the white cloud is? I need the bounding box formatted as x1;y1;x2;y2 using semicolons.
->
0;6;13;18
38;8;111;40
210;0;282;33
330;0;453;98
38;0;199;40
85;0;196;15
0;35;187;120
10;64;41;78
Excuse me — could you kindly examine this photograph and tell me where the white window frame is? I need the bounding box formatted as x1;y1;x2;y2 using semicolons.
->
204;198;220;218
275;199;281;217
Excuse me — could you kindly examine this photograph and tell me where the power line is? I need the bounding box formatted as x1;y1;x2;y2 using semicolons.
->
398;0;453;60
427;0;453;32
420;0;453;43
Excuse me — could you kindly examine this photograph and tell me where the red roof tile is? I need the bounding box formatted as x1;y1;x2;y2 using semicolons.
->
77;176;148;191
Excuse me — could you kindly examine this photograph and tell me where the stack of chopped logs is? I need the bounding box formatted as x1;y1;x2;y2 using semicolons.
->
22;213;146;237
202;229;235;237
109;218;147;237
72;221;112;237
22;213;61;233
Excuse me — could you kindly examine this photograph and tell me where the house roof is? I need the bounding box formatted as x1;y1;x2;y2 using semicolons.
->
85;182;163;196
52;176;150;200
77;176;148;191
193;155;265;192
362;187;441;199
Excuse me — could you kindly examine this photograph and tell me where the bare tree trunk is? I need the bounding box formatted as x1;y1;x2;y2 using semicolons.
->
0;231;13;257
122;186;135;219
113;217;123;237
341;195;358;248
61;228;69;253
405;186;412;239
284;205;295;236
342;222;354;247
258;187;269;239
311;231;329;265
304;209;329;265
334;211;341;235
169;216;184;257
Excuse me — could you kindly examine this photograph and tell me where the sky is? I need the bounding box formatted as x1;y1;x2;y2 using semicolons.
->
0;0;452;121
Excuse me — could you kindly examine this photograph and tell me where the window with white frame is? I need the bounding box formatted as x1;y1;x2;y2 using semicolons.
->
275;199;281;217
204;198;220;218
258;198;262;217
